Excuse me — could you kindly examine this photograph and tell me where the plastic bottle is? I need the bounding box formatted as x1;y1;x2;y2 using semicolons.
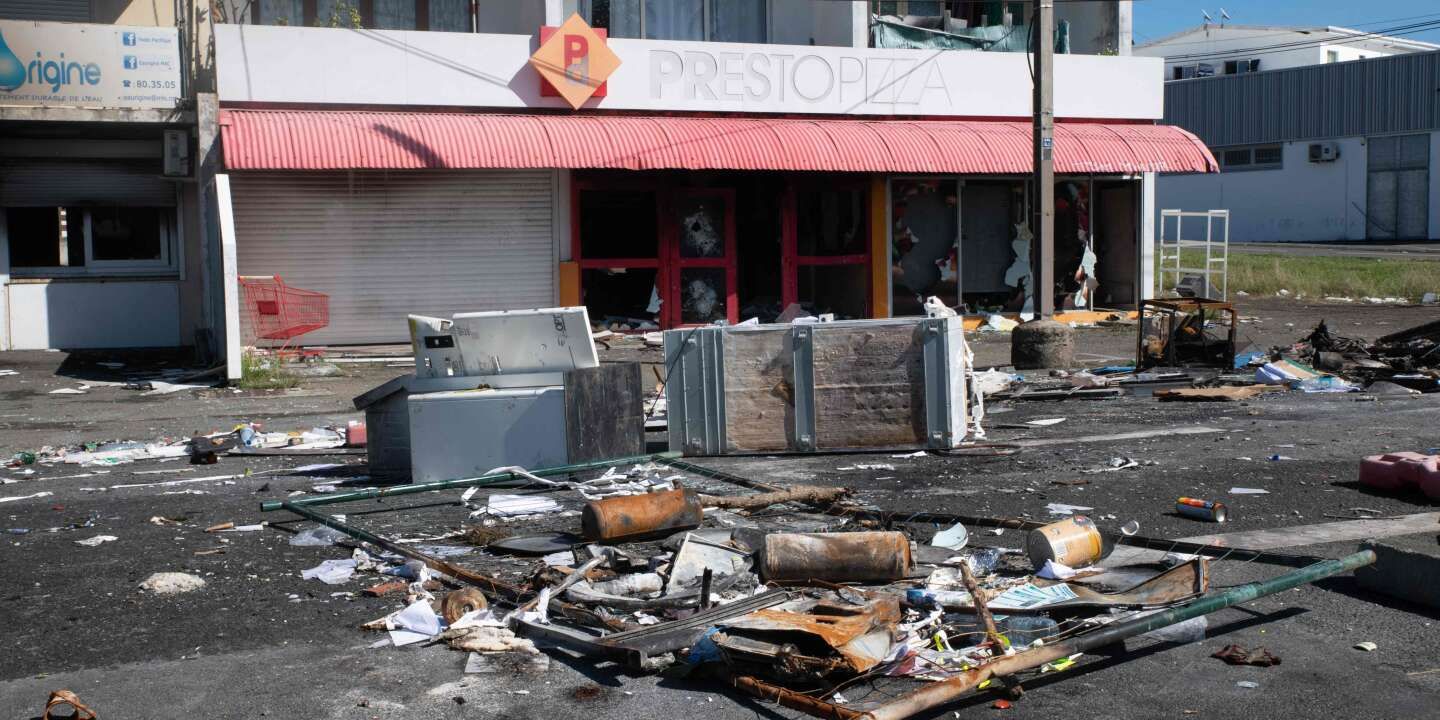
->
905;588;973;610
999;615;1060;645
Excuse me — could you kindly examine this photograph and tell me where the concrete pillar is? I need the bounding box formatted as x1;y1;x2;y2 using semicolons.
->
545;0;565;25
1116;1;1133;55
1012;319;1075;370
851;1;869;49
0;211;9;351
196;92;221;359
217;175;243;382
1139;172;1156;300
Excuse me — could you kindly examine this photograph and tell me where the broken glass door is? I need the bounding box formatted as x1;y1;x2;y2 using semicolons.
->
667;189;737;326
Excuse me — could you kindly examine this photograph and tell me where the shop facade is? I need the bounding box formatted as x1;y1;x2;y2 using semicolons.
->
212;10;1213;369
0;18;201;350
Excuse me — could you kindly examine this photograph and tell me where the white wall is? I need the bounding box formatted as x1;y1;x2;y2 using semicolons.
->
1137;27;1420;75
1157;138;1369;242
8;281;181;349
216;24;1164;119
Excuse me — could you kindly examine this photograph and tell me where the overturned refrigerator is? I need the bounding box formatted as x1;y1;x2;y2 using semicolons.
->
664;317;971;455
356;307;644;482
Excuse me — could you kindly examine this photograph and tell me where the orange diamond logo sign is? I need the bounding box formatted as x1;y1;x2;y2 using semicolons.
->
531;13;621;110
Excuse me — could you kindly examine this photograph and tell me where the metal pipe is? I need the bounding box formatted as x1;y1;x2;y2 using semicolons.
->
827;508;1321;567
732;676;868;720
862;550;1376;720
278;500;527;601
276;500;621;630
259;453;674;512
659;457;784;493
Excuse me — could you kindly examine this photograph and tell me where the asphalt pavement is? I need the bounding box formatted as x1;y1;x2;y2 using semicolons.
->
1;297;1437;720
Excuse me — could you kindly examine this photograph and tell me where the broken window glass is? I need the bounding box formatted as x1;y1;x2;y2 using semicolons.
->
889;178;958;317
680;268;727;323
676;196;726;258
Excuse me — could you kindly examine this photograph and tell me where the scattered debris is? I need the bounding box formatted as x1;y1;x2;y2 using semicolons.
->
1211;644;1281;667
42;690;97;720
1354;641;1378;652
74;535;118;547
139;572;207;595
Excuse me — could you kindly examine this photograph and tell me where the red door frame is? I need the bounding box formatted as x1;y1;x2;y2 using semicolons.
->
781;177;872;313
572;176;738;328
665;188;739;327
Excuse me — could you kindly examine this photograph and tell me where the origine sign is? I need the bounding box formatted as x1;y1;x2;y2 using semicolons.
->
215;24;1163;120
0;20;181;109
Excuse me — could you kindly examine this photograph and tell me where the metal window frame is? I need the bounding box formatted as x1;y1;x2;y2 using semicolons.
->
8;201;181;278
622;0;771;42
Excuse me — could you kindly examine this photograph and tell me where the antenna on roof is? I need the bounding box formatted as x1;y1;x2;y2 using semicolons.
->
1201;10;1213;28
1219;8;1230;27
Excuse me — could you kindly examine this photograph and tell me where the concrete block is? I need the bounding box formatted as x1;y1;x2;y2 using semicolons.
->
1355;539;1440;610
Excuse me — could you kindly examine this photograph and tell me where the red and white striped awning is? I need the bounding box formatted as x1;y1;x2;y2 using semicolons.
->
220;110;1217;175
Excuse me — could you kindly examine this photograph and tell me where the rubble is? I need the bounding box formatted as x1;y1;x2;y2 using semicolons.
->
10;306;1427;717
138;572;207;595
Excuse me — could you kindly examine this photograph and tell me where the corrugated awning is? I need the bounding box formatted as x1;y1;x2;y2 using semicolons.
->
219;110;1217;175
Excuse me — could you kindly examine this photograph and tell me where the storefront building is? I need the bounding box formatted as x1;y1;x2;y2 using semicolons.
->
212;2;1215;367
0;16;203;350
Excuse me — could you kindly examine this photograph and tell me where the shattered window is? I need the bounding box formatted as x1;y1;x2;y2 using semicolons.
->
677;196;727;259
889;178;958;316
680;268;727;323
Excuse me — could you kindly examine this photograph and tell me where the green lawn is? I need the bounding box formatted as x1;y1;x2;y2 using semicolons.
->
1163;251;1439;300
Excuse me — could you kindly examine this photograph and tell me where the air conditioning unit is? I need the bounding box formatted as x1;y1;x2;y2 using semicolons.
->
1308;142;1339;163
163;129;190;177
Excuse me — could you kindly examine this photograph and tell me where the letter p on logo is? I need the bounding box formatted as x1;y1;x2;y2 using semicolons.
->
564;35;588;72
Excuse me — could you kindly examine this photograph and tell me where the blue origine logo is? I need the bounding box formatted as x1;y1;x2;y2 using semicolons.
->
0;29;102;93
0;30;26;92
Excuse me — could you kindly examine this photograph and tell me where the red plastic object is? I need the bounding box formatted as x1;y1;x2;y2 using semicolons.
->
345;420;367;449
1408;456;1440;500
238;275;329;350
1359;452;1440;495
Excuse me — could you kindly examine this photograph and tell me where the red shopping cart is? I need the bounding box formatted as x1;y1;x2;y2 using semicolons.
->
238;275;329;357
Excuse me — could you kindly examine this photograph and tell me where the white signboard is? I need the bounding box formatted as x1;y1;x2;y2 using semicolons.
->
215;24;1162;121
0;21;182;109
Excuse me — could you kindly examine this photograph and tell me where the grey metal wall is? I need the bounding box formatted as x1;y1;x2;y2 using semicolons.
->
1164;50;1440;147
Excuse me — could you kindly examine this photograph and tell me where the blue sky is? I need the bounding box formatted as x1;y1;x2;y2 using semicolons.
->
1134;0;1440;46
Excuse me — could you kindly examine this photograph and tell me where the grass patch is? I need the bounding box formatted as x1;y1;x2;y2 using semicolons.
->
238;351;300;390
1162;251;1439;300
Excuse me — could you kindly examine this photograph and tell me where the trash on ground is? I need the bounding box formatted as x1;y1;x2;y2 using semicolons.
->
1211;644;1282;667
139;572;206;595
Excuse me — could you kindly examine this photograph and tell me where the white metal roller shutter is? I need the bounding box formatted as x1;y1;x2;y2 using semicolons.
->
0;1;90;21
230;170;557;346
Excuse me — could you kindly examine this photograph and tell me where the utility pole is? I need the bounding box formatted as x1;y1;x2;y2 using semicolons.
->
1012;0;1072;370
1032;0;1055;320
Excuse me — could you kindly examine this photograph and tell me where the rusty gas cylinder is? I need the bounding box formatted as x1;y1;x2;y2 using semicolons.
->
1025;516;1109;570
580;488;703;543
761;531;913;584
